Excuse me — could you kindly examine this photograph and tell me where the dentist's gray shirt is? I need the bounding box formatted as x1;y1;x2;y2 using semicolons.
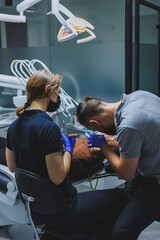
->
114;90;160;182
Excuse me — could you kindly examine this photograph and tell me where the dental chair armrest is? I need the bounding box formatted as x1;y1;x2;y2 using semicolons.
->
0;164;18;206
0;164;15;182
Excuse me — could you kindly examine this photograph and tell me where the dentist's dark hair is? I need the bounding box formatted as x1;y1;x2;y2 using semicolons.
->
76;96;105;126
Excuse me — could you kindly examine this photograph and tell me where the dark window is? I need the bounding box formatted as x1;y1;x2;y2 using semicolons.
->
6;23;28;48
5;0;13;6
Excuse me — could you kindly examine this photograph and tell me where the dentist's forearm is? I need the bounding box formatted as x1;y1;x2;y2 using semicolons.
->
101;143;137;180
102;143;121;170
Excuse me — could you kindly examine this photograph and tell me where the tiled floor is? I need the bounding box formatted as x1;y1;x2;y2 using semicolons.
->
138;221;160;240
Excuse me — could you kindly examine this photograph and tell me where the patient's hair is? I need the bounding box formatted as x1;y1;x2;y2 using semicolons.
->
16;69;62;117
76;96;105;126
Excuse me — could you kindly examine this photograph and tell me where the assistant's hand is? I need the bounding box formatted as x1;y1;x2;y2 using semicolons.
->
61;133;75;157
87;133;107;149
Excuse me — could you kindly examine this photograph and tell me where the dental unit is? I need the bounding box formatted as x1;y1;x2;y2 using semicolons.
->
10;59;78;119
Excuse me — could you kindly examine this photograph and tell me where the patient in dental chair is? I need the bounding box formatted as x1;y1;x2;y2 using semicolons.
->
0;136;106;181
0;135;118;181
68;137;105;180
69;134;119;180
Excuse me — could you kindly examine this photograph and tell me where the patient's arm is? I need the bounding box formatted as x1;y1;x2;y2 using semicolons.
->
6;147;16;172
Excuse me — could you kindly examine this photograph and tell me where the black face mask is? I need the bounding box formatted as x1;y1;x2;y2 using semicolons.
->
105;125;116;135
97;122;116;135
47;95;61;112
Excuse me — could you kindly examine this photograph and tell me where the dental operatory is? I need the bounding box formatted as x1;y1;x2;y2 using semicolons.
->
0;0;160;240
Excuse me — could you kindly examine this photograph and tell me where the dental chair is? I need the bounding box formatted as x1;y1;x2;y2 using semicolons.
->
15;168;99;240
15;168;66;240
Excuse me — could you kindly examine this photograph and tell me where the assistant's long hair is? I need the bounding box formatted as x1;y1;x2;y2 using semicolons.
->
16;69;62;117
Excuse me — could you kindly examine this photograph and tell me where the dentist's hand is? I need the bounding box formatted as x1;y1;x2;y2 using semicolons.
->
87;133;107;149
61;133;75;157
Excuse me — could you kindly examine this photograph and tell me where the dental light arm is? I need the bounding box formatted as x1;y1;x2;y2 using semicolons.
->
0;0;41;23
52;0;78;41
0;13;26;23
0;0;39;23
52;0;75;28
16;0;42;13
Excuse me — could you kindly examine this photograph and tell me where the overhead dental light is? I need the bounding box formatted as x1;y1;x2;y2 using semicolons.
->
57;17;95;44
0;0;96;44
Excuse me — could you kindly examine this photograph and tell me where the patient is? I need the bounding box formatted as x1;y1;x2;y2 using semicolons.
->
0;135;116;180
69;134;119;180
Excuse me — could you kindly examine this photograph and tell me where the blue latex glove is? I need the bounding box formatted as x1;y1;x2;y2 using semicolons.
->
61;133;75;156
87;133;107;149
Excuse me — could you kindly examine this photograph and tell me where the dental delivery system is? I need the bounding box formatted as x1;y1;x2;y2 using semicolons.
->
9;59;78;118
0;57;89;138
0;0;96;44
